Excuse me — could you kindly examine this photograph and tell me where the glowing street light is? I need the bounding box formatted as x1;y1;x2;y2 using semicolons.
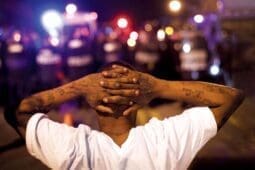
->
41;10;63;31
65;3;77;15
210;64;220;76
127;38;136;47
49;37;60;47
165;26;174;36
41;10;63;38
157;29;166;41
182;42;191;53
13;31;21;42
130;31;138;40
117;17;128;29
168;0;182;13
193;14;204;24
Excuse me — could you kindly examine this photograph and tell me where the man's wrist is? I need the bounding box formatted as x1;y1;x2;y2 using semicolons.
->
73;75;91;98
150;77;164;99
153;78;172;99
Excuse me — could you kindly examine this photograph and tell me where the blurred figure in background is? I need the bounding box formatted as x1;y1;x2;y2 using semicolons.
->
173;31;211;81
5;29;37;107
0;32;7;106
100;30;128;65
36;36;63;90
133;29;160;74
217;29;236;86
63;26;96;81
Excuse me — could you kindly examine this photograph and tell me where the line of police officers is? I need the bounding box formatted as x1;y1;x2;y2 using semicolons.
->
0;28;182;109
1;25;232;113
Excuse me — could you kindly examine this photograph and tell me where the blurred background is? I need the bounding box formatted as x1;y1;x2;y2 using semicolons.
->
0;0;255;169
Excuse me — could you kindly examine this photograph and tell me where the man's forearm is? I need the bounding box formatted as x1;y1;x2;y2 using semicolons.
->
18;81;81;115
11;79;85;136
156;80;241;107
154;80;244;127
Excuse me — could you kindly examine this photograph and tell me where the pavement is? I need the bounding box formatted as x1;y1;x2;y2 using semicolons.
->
1;67;255;169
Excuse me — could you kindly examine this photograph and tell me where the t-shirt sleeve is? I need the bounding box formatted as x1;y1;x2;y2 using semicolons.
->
145;107;217;169
25;113;91;169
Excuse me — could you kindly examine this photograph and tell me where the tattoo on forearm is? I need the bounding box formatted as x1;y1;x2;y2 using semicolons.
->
57;88;65;96
205;84;236;96
182;87;217;106
47;93;55;103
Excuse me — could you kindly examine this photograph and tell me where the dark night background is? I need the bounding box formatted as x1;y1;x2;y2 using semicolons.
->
0;0;168;28
1;0;255;169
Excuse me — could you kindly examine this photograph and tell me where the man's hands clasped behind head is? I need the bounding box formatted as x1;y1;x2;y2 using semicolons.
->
99;64;158;116
78;65;139;117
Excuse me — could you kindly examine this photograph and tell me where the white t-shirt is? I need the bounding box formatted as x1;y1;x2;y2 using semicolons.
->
26;107;217;170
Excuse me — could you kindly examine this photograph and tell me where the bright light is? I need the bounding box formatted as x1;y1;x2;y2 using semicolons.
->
182;42;191;53
49;37;60;47
8;44;23;53
90;12;98;20
130;31;138;40
157;29;165;41
127;38;136;47
117;18;128;29
41;10;63;31
104;42;119;52
13;31;21;42
144;24;152;32
68;39;83;49
168;0;182;13
210;65;220;76
65;3;77;15
48;29;59;37
165;26;174;35
193;14;204;23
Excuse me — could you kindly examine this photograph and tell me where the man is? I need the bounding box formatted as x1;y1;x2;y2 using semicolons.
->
4;64;244;170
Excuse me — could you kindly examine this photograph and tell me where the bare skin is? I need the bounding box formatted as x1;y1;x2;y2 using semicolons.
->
14;71;137;139
99;65;244;145
10;64;244;147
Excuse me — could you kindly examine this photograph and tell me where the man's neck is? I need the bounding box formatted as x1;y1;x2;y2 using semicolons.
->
98;114;136;147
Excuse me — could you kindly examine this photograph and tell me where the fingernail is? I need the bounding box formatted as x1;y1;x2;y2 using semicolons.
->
103;98;108;103
135;90;140;96
129;101;134;105
100;81;105;86
123;68;128;72
112;65;117;68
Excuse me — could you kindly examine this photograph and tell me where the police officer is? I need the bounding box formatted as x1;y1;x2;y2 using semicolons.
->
133;30;161;74
5;30;35;107
0;31;7;106
63;26;96;81
36;36;63;90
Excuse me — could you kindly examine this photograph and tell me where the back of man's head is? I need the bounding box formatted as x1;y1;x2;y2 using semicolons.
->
98;61;136;118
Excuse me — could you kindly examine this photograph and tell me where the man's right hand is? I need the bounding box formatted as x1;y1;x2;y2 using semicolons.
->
76;71;140;115
100;64;160;115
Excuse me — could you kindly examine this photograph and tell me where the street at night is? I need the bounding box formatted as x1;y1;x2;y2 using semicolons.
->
0;0;255;169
